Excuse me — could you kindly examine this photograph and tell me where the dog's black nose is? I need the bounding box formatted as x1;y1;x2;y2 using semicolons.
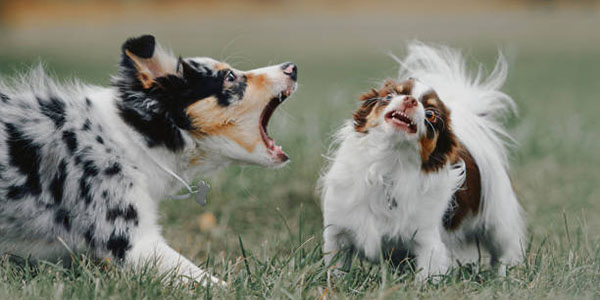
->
281;62;297;81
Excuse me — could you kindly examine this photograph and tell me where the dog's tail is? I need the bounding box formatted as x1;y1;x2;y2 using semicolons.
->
395;42;526;263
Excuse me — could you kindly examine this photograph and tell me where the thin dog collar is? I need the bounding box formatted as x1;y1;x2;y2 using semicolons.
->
136;141;210;206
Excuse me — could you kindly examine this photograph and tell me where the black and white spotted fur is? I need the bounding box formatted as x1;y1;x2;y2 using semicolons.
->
0;35;297;286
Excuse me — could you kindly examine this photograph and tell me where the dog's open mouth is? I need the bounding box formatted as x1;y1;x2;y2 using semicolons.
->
259;88;294;162
385;110;417;134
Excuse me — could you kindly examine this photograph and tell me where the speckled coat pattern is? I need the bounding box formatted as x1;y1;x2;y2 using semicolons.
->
0;35;298;286
0;75;141;262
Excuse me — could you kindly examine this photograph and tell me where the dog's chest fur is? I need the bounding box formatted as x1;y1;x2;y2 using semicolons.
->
322;127;462;260
0;78;177;261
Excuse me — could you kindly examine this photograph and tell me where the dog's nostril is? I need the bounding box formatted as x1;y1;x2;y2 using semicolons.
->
404;96;417;107
281;62;297;81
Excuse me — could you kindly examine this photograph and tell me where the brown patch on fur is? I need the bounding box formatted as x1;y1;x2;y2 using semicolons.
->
393;79;414;95
185;71;274;154
353;99;379;133
215;62;232;71
189;149;207;165
218;125;263;153
422;94;438;107
189;156;203;165
419;92;458;173
186;97;260;152
354;79;414;133
419;134;438;161
137;72;153;89
444;146;482;231
245;73;268;91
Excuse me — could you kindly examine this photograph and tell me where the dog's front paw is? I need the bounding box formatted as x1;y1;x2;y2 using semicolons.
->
497;264;507;277
414;270;429;283
203;274;228;288
331;268;348;278
414;271;445;284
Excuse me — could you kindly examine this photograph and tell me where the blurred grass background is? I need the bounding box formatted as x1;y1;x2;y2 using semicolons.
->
1;0;599;298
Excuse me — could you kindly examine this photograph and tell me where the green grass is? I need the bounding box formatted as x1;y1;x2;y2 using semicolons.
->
1;21;600;299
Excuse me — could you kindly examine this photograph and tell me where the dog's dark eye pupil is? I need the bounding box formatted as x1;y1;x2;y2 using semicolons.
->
425;110;436;121
225;71;236;82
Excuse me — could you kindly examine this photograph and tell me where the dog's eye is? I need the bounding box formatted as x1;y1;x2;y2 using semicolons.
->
384;94;394;101
225;71;236;82
425;110;437;122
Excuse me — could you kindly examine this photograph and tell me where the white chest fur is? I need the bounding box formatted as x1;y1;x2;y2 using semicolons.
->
321;130;464;262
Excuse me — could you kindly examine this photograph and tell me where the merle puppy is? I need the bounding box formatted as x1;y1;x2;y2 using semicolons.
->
0;35;297;286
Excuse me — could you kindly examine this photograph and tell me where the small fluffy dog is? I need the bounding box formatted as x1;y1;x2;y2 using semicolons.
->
320;43;525;281
0;35;297;285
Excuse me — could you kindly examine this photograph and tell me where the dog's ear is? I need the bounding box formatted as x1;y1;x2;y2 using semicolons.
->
395;78;414;95
359;88;379;102
178;57;200;78
382;79;398;91
120;35;178;89
359;79;399;101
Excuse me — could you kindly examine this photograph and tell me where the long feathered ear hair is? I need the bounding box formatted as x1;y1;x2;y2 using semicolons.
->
359;88;380;102
353;79;394;133
353;96;379;133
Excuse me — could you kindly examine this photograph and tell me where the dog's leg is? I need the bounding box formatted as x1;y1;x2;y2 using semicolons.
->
324;225;357;291
485;225;524;277
125;234;226;287
323;225;344;269
88;186;223;287
413;228;450;283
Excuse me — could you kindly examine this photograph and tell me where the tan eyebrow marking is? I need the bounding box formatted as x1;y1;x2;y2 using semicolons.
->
214;63;232;71
421;91;440;107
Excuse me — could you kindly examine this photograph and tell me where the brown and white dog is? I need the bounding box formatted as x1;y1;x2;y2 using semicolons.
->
320;43;525;281
0;35;296;286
